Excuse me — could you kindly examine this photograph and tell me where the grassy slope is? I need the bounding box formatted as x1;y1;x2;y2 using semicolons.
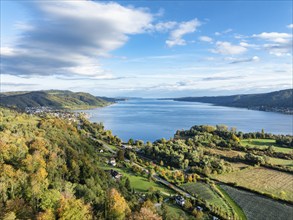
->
98;162;175;195
0;90;111;110
241;139;293;154
181;182;233;215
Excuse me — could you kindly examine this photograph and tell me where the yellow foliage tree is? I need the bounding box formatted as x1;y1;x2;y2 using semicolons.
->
57;195;92;220
108;188;130;220
131;207;162;220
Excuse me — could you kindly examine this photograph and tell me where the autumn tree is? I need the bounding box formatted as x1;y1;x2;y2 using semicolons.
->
107;188;130;220
57;195;92;220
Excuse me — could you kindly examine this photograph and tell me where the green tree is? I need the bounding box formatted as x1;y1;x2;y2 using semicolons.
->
117;150;125;161
125;178;131;191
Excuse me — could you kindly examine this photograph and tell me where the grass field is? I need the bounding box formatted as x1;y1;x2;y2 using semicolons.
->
181;182;233;216
241;139;293;154
99;162;175;195
267;157;293;167
164;203;195;220
213;167;293;201
219;184;293;220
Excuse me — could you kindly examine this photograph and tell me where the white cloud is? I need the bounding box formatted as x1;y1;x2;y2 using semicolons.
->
229;56;260;64
263;44;292;57
151;21;177;32
214;29;233;36
253;32;292;56
253;32;292;44
166;19;201;47
239;42;258;48
287;24;293;29
1;1;153;77
199;36;213;43
212;41;247;55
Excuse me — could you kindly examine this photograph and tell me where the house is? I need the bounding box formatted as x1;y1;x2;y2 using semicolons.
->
196;206;203;211
122;145;132;150
110;169;122;180
174;195;185;206
212;216;219;220
109;158;116;166
99;149;104;153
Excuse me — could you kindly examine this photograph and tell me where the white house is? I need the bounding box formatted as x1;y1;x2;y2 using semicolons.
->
109;158;116;166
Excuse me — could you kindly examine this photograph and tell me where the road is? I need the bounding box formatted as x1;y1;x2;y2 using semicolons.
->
91;136;116;154
153;175;194;199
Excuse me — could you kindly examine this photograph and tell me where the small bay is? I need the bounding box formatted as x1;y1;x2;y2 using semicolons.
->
78;99;293;142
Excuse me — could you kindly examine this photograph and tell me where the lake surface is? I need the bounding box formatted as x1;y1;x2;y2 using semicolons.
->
79;99;293;142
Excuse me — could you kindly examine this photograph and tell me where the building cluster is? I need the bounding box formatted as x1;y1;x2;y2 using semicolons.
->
25;107;86;122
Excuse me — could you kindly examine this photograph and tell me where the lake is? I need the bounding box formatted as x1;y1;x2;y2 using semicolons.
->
79;99;293;142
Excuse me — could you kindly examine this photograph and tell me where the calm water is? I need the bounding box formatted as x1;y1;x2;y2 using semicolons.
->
79;99;293;142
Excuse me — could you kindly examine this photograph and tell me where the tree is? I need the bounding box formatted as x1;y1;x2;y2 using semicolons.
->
117;150;125;162
128;138;134;145
183;199;192;210
39;189;61;210
107;188;130;220
131;207;162;220
57;195;92;220
231;134;240;143
125;178;131;191
37;209;55;220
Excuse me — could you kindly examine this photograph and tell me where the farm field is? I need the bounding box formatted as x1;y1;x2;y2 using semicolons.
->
216;185;247;220
229;162;250;171
181;182;233;216
204;145;293;169
241;139;293;154
219;184;293;220
213;167;293;201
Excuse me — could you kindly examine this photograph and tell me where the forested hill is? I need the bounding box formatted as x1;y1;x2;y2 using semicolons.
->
0;90;111;110
0;107;137;219
173;89;293;114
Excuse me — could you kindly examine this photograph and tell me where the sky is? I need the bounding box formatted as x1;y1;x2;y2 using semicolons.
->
1;0;292;97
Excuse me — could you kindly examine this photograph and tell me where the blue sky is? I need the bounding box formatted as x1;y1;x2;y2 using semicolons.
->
1;0;292;97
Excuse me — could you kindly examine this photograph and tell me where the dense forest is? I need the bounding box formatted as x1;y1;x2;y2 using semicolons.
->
0;90;111;110
173;89;293;114
0;108;162;219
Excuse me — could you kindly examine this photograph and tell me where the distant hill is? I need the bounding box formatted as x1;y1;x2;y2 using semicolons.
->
173;89;293;114
96;96;127;102
0;90;111;110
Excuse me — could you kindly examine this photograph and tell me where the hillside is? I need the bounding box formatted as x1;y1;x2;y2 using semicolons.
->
0;107;125;219
0;90;111;110
173;89;293;114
